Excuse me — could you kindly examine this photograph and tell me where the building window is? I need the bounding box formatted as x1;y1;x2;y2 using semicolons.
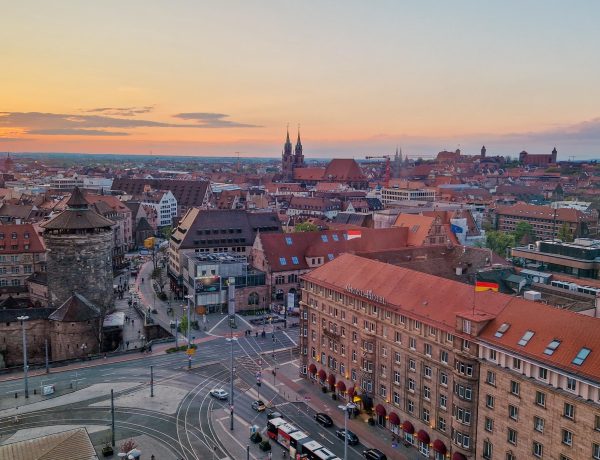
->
394;331;401;343
407;399;414;414
439;372;448;387
489;349;497;361
507;428;517;445
566;377;576;392
437;416;446;432
409;337;416;350
564;402;574;420
538;367;548;380
440;350;448;364
424;366;432;379
510;380;520;396
393;391;400;405
424;343;432;356
535;391;546;407
486;394;495;409
439;393;447;410
422;408;430;423
485;417;493;432
593;443;600;460
562;429;572;446
409;359;416;372
533;441;543;458
394;351;401;364
408;378;416;392
509;404;518;421
506;453;515;460
483;440;493;460
534;416;544;433
486;370;496;386
423;386;431;400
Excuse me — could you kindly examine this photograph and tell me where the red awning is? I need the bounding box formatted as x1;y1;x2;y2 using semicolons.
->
308;364;317;374
388;412;400;425
327;374;336;386
317;369;326;380
375;404;386;417
336;381;346;392
452;453;467;460
347;387;355;398
432;440;447;455
401;421;414;434
416;430;430;444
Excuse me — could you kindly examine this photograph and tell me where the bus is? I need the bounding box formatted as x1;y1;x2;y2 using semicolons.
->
266;417;286;440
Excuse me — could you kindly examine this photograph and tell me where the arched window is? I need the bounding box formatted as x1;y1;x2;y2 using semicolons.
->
248;292;259;306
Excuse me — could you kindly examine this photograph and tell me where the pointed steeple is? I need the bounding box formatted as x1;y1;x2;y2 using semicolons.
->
294;124;303;162
66;186;89;209
283;123;292;157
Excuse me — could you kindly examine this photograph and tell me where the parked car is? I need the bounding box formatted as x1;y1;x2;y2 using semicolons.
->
251;400;266;411
267;410;283;420
314;412;333;427
209;389;229;400
335;429;359;445
363;448;387;460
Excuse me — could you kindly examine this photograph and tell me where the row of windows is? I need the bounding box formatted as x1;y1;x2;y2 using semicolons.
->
482;430;589;459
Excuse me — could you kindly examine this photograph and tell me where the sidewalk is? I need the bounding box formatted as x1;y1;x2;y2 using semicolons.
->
264;361;421;460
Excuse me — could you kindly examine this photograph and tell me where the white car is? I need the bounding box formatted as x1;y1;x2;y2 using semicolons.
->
210;388;229;400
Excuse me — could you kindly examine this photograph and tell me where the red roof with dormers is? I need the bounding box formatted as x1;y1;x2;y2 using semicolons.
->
256;228;409;272
0;223;46;254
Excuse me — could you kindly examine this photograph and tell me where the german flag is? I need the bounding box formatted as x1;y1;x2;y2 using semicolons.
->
475;280;499;292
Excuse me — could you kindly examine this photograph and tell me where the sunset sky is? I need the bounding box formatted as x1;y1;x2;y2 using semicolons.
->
2;1;600;159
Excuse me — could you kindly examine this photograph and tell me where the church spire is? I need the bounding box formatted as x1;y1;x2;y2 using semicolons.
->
283;123;292;157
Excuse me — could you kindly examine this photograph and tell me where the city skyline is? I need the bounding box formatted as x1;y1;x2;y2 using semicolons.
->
2;1;600;158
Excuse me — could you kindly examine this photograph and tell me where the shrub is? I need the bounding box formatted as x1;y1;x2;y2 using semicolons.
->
250;432;262;443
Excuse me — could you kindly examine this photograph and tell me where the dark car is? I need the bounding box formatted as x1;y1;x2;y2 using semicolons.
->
336;428;359;445
267;410;283;420
314;412;333;427
363;448;387;460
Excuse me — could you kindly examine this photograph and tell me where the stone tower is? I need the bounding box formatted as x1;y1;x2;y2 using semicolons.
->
41;187;115;312
552;147;557;163
481;145;486;158
294;128;305;168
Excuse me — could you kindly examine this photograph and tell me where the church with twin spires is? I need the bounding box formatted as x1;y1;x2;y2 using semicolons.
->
281;126;305;181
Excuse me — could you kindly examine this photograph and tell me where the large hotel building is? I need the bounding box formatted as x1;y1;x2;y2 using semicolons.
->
300;253;600;460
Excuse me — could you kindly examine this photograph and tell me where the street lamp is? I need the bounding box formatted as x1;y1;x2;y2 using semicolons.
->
184;294;193;369
17;315;29;398
338;403;357;460
226;336;238;430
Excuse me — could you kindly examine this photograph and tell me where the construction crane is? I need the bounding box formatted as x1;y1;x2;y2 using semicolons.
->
365;155;391;187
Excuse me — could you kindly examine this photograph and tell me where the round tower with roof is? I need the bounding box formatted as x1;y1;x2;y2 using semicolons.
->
41;187;115;311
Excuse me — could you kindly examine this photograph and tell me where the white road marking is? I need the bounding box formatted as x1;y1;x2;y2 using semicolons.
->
282;330;297;346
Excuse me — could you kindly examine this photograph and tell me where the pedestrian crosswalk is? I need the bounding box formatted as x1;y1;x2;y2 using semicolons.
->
235;355;262;374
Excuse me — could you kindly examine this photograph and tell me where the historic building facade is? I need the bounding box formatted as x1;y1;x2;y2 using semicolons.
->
300;253;600;460
281;127;305;182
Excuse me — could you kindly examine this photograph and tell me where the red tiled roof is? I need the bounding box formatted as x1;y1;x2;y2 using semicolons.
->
293;167;326;181
257;228;409;272
302;253;510;331
496;203;594;223
392;214;435;246
479;298;600;381
0;223;45;254
323;159;366;181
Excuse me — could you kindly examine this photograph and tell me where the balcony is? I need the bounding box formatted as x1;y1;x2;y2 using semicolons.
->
323;329;340;340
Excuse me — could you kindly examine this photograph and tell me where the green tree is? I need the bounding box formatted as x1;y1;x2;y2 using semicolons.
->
294;222;318;232
558;222;574;242
513;221;535;244
161;225;173;241
485;230;516;257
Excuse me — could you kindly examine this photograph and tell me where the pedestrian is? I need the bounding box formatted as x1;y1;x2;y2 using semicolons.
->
126;341;129;349
132;319;134;326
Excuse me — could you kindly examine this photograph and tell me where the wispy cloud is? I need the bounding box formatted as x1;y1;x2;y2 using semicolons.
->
84;106;155;117
0;110;260;136
29;128;129;136
174;112;261;128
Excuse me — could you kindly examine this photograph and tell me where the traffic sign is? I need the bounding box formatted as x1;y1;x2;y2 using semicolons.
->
186;348;196;356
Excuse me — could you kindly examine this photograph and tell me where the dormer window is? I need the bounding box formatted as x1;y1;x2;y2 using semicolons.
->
572;348;591;366
543;339;561;356
494;323;510;338
518;330;534;346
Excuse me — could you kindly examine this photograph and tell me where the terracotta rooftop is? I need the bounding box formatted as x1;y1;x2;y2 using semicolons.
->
392;213;436;246
0;223;46;254
111;178;209;208
495;203;595;223
0;427;98;460
257;228;409;272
